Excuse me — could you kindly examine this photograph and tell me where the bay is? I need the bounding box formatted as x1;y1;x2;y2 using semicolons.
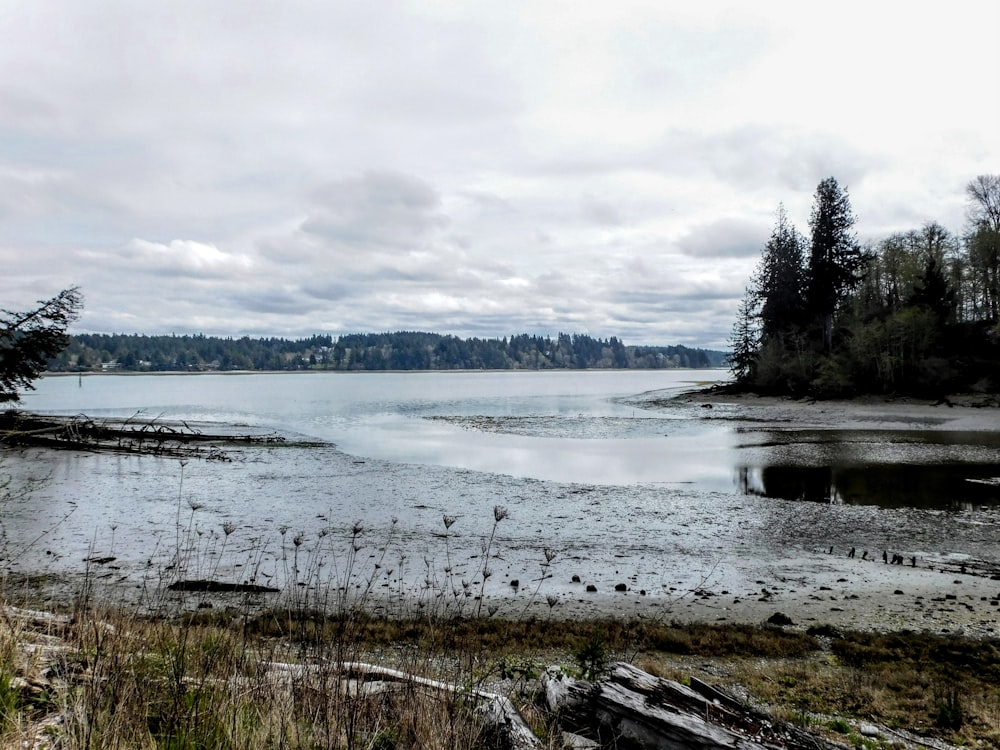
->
3;369;1000;622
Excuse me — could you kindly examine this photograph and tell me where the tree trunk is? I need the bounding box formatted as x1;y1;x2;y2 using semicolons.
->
544;662;843;750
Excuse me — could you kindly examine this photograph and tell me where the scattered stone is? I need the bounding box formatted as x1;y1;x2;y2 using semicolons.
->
767;612;793;626
571;574;581;583
586;584;597;593
893;590;904;595
859;723;880;738
509;579;519;588
560;731;599;749
614;583;628;592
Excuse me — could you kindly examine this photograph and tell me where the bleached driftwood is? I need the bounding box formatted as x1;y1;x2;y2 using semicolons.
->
544;662;844;750
264;660;541;749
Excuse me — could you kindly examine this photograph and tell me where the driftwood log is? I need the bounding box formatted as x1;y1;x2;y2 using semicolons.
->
544;662;845;750
0;410;285;458
264;660;542;750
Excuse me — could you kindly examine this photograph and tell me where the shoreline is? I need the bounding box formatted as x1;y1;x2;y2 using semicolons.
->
10;550;999;639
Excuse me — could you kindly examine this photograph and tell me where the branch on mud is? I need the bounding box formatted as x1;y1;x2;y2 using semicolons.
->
0;410;285;459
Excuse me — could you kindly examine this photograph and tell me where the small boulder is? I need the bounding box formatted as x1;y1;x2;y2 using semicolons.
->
767;612;794;626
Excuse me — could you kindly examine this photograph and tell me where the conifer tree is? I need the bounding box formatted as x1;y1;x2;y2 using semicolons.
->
0;287;82;402
729;288;759;383
756;204;806;347
805;178;868;351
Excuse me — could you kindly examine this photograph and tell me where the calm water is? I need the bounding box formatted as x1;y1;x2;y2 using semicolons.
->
21;370;731;486
3;370;1000;612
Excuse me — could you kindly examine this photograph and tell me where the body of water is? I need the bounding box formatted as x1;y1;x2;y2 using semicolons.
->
4;370;1000;617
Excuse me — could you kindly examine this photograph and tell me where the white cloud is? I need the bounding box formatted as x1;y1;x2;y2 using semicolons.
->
0;0;996;349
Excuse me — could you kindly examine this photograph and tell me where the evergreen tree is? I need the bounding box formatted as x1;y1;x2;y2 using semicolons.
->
756;204;806;346
1;287;82;402
805;178;868;351
729;289;759;383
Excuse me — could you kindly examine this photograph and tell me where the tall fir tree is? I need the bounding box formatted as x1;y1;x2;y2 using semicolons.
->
756;204;806;347
729;288;759;383
805;177;868;351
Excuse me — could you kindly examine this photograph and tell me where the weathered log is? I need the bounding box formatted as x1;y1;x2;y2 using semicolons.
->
265;660;542;750
0;410;284;457
544;662;844;750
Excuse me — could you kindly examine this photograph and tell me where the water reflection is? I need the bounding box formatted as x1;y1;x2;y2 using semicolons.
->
733;427;1000;509
736;464;1000;509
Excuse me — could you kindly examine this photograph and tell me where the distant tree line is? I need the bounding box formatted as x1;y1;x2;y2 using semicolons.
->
731;175;1000;397
49;331;726;373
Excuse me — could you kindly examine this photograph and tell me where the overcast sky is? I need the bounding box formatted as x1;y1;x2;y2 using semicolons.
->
2;1;997;349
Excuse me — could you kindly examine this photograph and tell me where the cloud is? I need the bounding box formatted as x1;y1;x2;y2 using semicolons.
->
0;1;995;351
676;217;768;259
300;172;448;249
124;239;254;278
580;194;624;227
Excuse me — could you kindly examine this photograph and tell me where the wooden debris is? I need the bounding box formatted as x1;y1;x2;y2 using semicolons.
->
0;409;285;458
544;662;846;749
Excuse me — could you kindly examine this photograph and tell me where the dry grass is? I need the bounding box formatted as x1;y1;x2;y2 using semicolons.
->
3;592;1000;748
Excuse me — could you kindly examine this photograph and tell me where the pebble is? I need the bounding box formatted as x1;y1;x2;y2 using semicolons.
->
859;723;880;738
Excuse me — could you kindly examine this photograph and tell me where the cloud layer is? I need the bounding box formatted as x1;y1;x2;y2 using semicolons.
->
2;1;997;348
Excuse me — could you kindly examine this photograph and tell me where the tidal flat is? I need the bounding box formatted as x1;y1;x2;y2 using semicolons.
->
3;372;1000;637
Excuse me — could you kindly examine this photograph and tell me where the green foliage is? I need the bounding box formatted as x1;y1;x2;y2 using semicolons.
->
732;176;1000;397
729;290;759;382
573;633;609;681
0;671;19;732
805;177;868;347
0;287;82;402
826;717;851;734
934;686;964;731
51;331;727;373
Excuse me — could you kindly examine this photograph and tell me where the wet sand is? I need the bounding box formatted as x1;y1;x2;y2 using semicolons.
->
513;553;1000;638
676;389;1000;432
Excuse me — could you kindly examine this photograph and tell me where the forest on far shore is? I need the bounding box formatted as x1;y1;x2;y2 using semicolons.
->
49;331;727;373
730;174;1000;398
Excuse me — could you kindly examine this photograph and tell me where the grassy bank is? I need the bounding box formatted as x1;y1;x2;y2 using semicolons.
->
1;592;999;748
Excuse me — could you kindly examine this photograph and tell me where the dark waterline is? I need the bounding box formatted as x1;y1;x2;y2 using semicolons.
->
733;428;1000;509
736;464;1000;508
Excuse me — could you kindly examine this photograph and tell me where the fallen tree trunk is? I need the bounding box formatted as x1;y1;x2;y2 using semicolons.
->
544;662;845;750
264;660;542;750
0;410;285;458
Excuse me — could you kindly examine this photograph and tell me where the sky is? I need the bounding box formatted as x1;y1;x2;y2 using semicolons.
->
1;1;997;350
